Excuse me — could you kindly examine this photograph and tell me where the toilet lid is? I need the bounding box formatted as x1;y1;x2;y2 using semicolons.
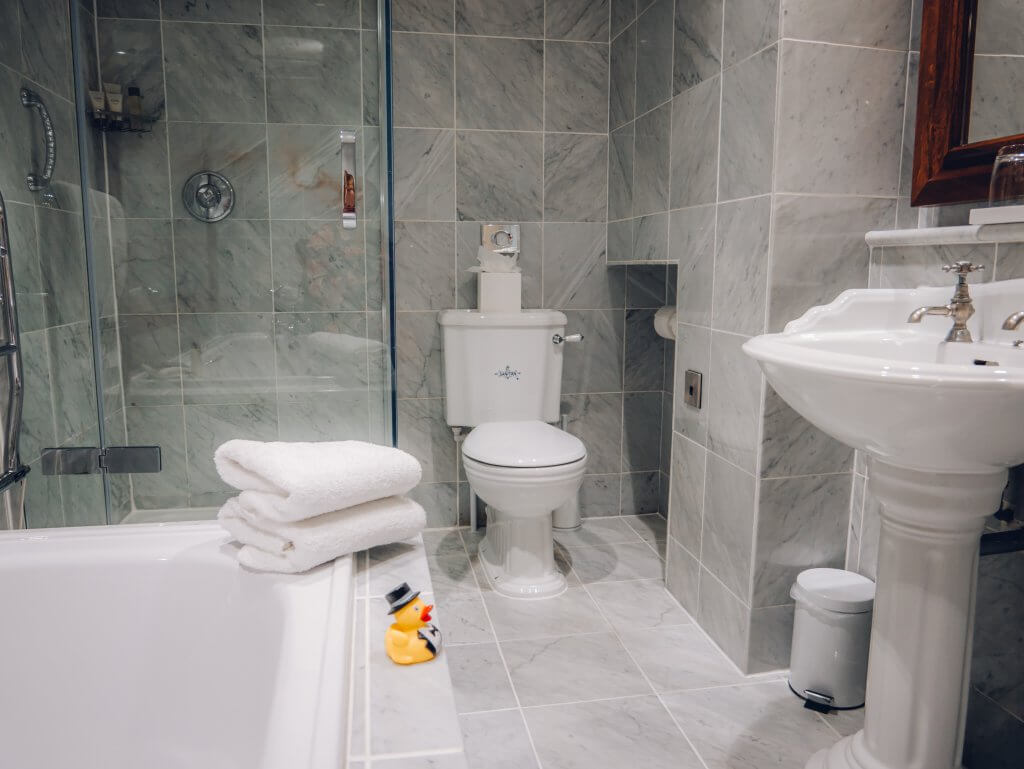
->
462;421;586;468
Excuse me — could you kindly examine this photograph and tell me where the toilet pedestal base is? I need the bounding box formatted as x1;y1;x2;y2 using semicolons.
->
478;505;567;599
806;460;1005;769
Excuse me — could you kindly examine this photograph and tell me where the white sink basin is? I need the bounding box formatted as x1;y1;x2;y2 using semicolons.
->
744;279;1024;473
743;276;1024;769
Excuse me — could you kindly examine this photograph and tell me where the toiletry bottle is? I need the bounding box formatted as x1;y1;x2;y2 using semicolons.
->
125;86;143;131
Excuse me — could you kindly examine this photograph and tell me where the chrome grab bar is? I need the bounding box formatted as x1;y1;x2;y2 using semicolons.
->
0;188;29;528
340;129;356;229
20;88;56;192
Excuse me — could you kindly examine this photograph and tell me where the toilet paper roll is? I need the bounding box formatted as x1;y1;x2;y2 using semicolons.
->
654;306;677;340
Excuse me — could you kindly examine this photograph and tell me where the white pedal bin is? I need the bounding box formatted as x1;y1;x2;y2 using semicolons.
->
789;568;875;709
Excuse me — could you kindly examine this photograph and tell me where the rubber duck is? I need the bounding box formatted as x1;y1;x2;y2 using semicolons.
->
385;582;442;665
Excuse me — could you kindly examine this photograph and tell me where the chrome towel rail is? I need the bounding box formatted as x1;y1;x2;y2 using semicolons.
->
20;88;56;193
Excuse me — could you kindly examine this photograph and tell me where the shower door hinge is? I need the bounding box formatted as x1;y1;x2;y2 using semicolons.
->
41;446;162;475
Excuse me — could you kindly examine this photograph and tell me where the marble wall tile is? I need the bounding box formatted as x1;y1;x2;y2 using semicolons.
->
781;0;911;50
0;0;22;71
666;535;701;614
455;37;543;131
547;0;610;41
712;195;770;336
671;205;715;327
163;22;265;123
61;473;107;527
545;41;609;133
776;41;906;195
697;566;751;668
754;474;851;607
970;56;1024;143
846;473;865;572
626;264;669;307
525;696;703;769
362;30;381;127
579;473;622;516
174;219;273;313
761;387;853;478
607;218;634;262
162;0;261;22
559;310;624;394
750;604;801;672
397;312;444;398
673;323;711;445
620;470;662;514
24;471;64;528
962;687;1024;769
455;0;544;36
275;312;369;391
706;331;762;474
265;27;361;125
360;127;382;222
633;213;670;262
18;0;73;98
624;309;665;390
456;131;543;222
669;76;720;209
608;125;635;221
879;243;995;289
562;392;624;474
674;0;722;95
635;0;674;115
266;124;349;220
542;222;619;308
99;317;124;418
19;329;55;464
393;128;456;221
125;406;189;509
855;481;883;580
111;219;175;315
609;25;637;129
397;398;457;482
899;52;919;198
612;0;636;39
264;0;359;27
97;0;160;18
48;322;98;445
394;221;456;310
723;0;778;66
974;0;1024;55
769;195;894;331
170;122;268;220
177;312;276;404
623;391;663;471
105;126;171;218
633;102;671;216
97;19;165;122
185;403;278;506
119;314;181;407
392;33;454;128
393;0;454;32
719;45;777;201
700;452;755;600
544;133;608;222
278;389;372;443
37;208;88;327
272;220;366;312
457;221;541;309
408;481;459;527
669;432;706;555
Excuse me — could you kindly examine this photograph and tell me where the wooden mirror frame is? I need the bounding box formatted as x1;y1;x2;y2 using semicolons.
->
912;0;1024;205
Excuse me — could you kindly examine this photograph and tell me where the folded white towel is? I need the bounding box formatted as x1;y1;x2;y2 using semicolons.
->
218;495;427;574
213;440;422;522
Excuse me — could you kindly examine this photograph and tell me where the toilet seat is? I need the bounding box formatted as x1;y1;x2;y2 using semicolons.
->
462;420;586;468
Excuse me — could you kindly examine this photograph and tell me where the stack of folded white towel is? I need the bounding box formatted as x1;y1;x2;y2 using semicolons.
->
214;439;425;573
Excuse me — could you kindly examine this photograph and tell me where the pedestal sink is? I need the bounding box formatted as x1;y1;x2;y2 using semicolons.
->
743;271;1024;769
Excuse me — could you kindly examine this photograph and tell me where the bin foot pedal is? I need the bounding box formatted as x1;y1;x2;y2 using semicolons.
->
801;689;835;714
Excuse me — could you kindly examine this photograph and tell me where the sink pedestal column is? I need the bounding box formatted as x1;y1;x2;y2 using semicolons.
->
807;460;1006;769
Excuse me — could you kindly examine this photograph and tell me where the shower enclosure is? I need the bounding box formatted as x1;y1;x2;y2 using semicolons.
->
0;0;393;528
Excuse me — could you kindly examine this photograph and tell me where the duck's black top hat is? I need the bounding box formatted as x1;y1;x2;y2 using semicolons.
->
386;582;421;614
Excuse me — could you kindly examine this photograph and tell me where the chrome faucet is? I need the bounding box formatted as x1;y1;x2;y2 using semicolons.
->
906;261;984;343
1001;310;1024;331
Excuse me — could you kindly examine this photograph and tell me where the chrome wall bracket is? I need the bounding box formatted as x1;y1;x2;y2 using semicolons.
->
41;446;162;476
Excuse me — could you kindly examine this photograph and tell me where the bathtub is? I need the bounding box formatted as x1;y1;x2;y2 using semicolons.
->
0;522;354;769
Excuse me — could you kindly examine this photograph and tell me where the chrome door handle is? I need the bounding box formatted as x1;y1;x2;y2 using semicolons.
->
20;88;56;192
340;130;356;229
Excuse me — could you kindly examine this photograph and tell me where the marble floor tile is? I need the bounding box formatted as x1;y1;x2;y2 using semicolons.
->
446;642;518;714
502;631;651;706
664;680;838;769
460;710;540;769
584;579;691;631
482;586;610;640
423;529;468;557
622;512;667;544
436;593;494;645
567;541;665;583
818;706;865;738
524;695;704;769
553;517;643;548
618;624;747;692
426;552;480;597
366;536;431;596
374;754;468;769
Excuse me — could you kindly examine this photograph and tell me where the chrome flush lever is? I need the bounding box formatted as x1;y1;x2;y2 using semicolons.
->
552;333;584;345
340;130;356;229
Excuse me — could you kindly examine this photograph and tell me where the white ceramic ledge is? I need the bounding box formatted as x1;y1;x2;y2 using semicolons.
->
866;221;1024;248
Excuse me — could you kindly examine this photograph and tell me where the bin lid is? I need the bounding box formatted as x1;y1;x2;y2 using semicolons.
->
791;568;875;614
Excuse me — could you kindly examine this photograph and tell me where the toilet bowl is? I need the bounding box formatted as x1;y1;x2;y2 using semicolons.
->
462;420;586;598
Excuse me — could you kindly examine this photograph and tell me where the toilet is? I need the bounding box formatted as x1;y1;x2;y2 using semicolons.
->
439;309;587;598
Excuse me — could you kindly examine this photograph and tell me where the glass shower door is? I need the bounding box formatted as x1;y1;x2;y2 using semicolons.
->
1;0;392;529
